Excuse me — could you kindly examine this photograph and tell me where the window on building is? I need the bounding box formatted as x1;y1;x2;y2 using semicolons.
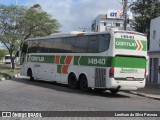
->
153;30;156;39
116;23;120;27
107;23;112;27
104;22;106;26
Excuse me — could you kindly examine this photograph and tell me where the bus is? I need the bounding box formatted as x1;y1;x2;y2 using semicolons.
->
20;28;147;94
4;55;11;64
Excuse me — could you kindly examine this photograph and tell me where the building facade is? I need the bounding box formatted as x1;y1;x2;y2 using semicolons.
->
91;10;134;32
149;16;160;84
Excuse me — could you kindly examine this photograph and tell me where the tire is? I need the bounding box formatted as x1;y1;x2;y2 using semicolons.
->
29;70;34;81
80;75;89;92
94;88;106;92
110;89;119;94
68;74;79;89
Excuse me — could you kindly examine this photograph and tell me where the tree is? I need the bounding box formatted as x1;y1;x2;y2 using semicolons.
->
130;0;160;33
0;49;8;61
130;0;160;50
0;4;61;69
0;5;25;69
21;4;61;40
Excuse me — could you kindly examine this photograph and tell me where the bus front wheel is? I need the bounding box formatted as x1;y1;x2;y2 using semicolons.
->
28;69;34;81
80;75;89;92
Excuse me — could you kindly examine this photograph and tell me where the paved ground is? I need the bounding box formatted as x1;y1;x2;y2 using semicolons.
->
128;83;160;100
0;77;160;119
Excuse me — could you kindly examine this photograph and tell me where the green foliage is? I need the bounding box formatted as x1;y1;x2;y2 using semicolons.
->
0;4;61;68
131;0;160;33
21;7;61;39
0;49;8;60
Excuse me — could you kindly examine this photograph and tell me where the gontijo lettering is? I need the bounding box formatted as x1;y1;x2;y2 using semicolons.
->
31;56;44;62
116;41;136;47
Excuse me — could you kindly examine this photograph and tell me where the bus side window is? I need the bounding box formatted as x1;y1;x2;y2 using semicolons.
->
62;37;75;53
28;40;38;53
98;34;110;52
27;41;32;53
20;41;28;65
43;39;53;53
88;35;98;53
53;38;63;53
36;40;44;53
74;36;88;53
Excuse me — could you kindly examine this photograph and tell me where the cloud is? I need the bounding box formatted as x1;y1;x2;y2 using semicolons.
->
26;0;122;32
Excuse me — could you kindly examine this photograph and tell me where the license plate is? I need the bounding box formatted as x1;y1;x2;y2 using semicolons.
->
126;77;134;80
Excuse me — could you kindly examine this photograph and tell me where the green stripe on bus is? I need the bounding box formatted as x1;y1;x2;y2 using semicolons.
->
74;56;114;67
141;41;147;51
60;56;66;64
29;55;54;63
28;55;146;69
115;38;147;51
74;56;146;68
113;57;146;68
57;65;62;73
74;56;80;65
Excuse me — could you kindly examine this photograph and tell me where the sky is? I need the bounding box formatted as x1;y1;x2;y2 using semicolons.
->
0;0;124;32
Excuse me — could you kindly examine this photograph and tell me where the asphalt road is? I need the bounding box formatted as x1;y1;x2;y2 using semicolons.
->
0;76;159;112
0;77;160;120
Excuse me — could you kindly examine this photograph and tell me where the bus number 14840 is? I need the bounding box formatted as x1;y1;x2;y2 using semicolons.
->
88;58;106;65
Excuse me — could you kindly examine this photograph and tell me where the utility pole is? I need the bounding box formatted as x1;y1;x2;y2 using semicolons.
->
123;0;128;30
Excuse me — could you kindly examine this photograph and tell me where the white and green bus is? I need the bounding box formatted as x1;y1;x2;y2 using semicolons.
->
20;29;147;94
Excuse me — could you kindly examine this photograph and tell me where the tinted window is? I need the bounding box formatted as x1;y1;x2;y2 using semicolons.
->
62;37;75;53
28;40;38;53
37;40;44;53
74;36;88;53
22;41;28;53
88;35;98;52
43;39;54;53
52;38;63;53
20;41;28;65
98;34;110;52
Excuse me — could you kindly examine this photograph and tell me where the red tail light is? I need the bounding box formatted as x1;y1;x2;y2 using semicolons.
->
109;67;114;78
144;69;146;78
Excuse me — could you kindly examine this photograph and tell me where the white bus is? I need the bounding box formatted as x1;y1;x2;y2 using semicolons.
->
20;29;147;94
4;54;11;64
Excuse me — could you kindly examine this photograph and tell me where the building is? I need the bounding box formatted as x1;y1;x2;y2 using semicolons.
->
148;16;160;84
91;10;134;32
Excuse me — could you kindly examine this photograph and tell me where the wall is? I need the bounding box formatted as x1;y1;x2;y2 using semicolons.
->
150;16;160;51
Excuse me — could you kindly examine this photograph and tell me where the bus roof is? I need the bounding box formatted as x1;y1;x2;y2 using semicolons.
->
26;28;146;41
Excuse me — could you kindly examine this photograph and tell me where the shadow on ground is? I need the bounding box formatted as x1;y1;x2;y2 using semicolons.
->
9;77;130;98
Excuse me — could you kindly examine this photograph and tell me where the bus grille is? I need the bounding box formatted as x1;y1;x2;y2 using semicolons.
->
95;68;106;87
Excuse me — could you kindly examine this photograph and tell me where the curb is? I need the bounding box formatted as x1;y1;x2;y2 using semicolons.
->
0;74;20;81
125;91;160;101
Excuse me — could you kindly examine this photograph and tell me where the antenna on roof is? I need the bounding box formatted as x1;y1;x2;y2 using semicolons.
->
79;27;90;32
